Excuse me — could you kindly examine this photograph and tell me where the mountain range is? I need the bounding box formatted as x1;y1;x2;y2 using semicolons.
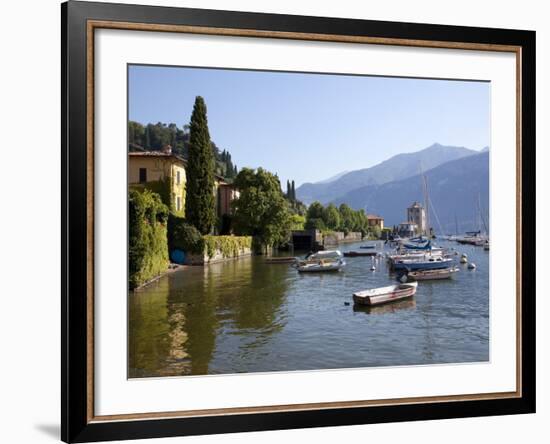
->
296;143;489;234
296;143;480;205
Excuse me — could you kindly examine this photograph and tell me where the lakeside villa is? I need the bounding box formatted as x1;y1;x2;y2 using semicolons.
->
128;145;239;220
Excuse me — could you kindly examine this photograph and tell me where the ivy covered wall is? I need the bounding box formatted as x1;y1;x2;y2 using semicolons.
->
129;189;170;289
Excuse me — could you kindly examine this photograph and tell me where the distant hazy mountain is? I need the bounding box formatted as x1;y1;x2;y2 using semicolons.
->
332;151;489;234
296;143;478;204
315;170;350;184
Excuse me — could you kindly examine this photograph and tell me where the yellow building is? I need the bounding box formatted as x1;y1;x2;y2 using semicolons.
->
129;146;238;221
129;147;187;216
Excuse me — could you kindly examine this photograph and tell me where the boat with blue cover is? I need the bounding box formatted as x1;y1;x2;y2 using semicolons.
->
392;256;454;271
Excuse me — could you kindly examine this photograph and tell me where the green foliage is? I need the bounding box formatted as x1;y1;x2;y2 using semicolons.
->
168;215;203;253
128;189;169;289
131;176;173;209
370;225;382;239
304;201;370;236
306;201;325;221
324;204;341;230
232;167;291;248
304;217;326;231
287;199;307;216
185;97;216;234
289;214;306;231
203;235;252;259
128;120;237;180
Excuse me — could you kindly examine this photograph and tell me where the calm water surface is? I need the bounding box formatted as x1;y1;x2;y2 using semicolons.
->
128;240;489;378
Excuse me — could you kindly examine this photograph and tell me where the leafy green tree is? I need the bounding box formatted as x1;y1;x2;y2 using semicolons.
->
185;96;216;234
289;214;306;230
232;167;291;248
338;203;355;233
307;201;325;221
305;217;326;231
324;203;341;230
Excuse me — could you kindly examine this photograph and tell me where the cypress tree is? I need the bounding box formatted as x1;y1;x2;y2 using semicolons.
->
286;180;291;198
185;96;216;234
145;125;151;149
291;180;296;201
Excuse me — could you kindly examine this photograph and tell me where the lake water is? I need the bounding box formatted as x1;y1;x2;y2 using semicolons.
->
128;240;489;378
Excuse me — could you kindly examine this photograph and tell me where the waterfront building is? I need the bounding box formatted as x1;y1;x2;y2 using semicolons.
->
216;181;240;217
129;145;237;218
129;146;187;216
366;214;384;230
398;221;418;238
407;201;426;235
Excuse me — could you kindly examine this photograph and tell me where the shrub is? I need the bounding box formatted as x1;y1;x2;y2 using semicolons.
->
169;215;204;254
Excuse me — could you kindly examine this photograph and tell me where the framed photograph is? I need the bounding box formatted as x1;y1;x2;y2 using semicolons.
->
62;1;535;442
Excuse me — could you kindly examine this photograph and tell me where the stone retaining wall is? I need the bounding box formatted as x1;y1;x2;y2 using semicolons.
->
185;246;252;265
323;231;362;246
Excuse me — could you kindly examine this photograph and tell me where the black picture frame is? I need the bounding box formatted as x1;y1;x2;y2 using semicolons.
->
62;1;536;442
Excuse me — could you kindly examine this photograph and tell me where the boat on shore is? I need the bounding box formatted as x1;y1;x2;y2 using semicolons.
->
403;266;459;281
353;282;418;306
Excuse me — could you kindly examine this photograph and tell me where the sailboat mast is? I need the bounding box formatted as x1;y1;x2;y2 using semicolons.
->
478;192;489;234
423;174;430;237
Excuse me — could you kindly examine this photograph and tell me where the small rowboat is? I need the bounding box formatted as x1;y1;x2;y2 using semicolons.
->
353;282;418;306
406;266;459;281
264;256;297;264
359;244;376;249
344;250;377;257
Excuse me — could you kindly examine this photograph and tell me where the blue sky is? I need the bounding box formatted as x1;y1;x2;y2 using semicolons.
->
129;65;490;187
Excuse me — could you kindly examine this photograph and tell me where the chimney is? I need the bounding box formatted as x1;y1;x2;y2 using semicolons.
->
161;144;172;155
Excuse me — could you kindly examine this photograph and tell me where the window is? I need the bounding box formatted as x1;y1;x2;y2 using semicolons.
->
176;196;181;212
176;170;181;185
139;168;147;183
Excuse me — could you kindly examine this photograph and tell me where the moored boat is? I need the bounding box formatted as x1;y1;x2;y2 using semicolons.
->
296;250;345;272
392;257;454;271
297;259;345;272
405;266;459;281
353;282;418;306
344;250;377;257
264;256;298;264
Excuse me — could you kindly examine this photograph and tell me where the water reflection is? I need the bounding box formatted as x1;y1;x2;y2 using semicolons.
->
353;299;416;315
129;240;489;377
129;257;289;377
